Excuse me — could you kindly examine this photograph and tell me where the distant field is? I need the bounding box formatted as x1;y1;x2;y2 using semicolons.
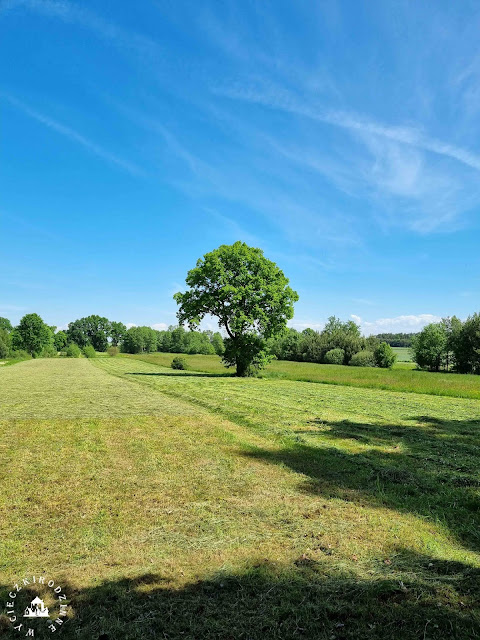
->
128;352;480;400
392;346;413;362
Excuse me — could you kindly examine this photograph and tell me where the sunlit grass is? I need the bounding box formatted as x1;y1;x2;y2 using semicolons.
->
1;357;479;638
128;352;480;400
0;358;198;419
392;346;413;362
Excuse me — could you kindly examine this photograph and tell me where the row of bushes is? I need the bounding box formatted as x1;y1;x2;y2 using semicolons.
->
64;316;226;356
269;318;396;368
324;343;396;368
121;325;224;355
36;343;120;358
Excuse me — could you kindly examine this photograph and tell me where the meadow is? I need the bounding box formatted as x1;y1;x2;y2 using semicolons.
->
1;356;479;639
129;352;480;400
392;346;413;362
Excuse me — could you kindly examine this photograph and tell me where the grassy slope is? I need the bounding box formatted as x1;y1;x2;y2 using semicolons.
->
1;357;479;639
128;352;480;400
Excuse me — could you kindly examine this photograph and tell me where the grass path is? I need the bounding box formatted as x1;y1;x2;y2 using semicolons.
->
0;357;199;419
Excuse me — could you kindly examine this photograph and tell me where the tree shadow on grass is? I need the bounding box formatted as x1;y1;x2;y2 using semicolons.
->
242;416;480;553
125;372;233;378
1;551;479;639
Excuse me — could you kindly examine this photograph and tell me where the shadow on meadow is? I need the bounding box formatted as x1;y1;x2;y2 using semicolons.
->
243;415;480;553
126;372;232;378
1;551;479;639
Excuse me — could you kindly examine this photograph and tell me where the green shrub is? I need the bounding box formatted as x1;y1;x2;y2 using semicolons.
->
9;349;31;361
323;348;345;365
171;356;189;370
374;342;396;368
65;343;81;358
83;345;96;358
349;350;376;367
39;344;57;358
107;345;119;357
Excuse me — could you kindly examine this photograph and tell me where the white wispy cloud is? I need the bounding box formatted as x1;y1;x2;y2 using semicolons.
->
351;313;442;335
2;0;160;60
217;83;480;173
111;101;362;251
203;208;260;246
1;210;64;240
215;82;480;232
2;94;143;175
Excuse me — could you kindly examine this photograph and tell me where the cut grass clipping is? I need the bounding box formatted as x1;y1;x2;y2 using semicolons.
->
0;357;479;639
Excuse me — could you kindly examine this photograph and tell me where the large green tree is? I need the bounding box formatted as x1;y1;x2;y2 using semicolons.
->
411;323;447;372
15;313;53;356
67;315;112;351
122;326;157;353
174;242;298;376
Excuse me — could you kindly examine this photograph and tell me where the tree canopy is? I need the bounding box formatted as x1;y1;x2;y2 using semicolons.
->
174;242;298;375
67;315;112;351
0;317;13;333
15;313;53;356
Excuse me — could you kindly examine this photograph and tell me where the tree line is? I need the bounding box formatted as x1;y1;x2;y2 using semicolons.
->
0;314;225;359
373;332;417;347
410;315;480;373
268;317;396;368
2;310;479;376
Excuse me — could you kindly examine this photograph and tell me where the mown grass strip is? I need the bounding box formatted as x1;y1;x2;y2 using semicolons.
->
127;352;480;400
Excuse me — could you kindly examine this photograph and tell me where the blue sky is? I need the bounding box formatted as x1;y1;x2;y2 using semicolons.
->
1;1;479;335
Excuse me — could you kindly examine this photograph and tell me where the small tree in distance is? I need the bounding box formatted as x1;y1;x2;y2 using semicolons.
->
174;242;299;376
15;313;53;356
411;323;447;372
374;342;396;368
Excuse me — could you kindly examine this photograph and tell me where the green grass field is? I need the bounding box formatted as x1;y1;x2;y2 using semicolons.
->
1;356;479;638
129;352;480;400
392;346;413;362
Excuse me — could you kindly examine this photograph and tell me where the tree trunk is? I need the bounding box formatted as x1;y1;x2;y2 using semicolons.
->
236;359;248;377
